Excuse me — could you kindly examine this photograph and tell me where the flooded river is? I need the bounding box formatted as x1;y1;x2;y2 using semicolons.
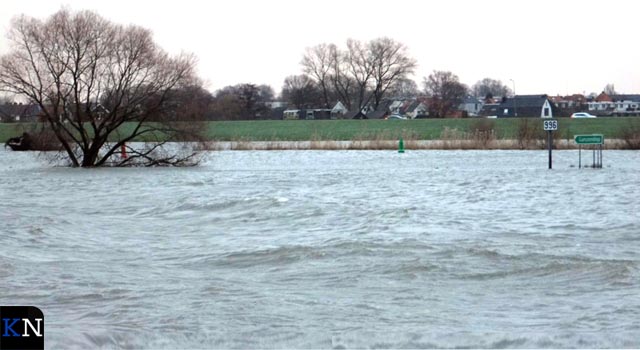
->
1;149;639;348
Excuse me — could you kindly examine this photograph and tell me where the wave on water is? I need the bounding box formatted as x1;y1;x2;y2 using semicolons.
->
433;247;639;286
131;195;293;219
184;239;437;268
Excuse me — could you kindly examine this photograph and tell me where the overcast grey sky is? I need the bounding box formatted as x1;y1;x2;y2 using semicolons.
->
1;0;639;96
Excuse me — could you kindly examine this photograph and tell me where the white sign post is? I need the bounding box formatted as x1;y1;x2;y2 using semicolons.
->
575;134;604;168
543;120;557;169
543;120;558;131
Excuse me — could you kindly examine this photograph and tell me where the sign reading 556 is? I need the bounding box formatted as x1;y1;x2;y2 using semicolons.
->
543;120;558;131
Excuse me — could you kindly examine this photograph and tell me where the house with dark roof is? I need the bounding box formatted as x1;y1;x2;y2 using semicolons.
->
609;94;640;116
586;93;640;116
480;95;556;118
382;98;428;119
345;110;368;119
612;94;640;103
0;104;42;122
402;100;428;119
350;99;394;120
283;108;333;120
550;94;588;117
366;109;388;120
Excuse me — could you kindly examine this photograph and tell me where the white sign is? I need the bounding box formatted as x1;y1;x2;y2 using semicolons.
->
543;120;558;131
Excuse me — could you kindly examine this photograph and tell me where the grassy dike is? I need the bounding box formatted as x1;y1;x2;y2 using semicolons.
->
1;117;638;143
203;118;637;141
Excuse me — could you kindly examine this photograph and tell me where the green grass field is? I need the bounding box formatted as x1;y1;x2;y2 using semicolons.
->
2;117;639;143
203;117;640;141
0;123;26;143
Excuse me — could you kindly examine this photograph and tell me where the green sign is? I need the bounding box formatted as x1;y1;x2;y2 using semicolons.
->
574;134;604;145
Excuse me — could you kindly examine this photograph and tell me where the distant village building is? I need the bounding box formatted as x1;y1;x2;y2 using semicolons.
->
458;96;483;117
549;94;587;117
402;100;429;119
382;98;428;119
366;108;388;120
330;101;348;119
586;92;640;116
0;103;42;122
344;110;368;119
281;101;352;120
480;95;556;118
283;108;333;120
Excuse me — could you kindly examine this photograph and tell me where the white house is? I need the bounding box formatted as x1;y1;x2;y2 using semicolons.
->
458;96;483;117
331;101;348;119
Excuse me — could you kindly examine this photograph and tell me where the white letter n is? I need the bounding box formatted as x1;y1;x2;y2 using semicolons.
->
22;318;43;337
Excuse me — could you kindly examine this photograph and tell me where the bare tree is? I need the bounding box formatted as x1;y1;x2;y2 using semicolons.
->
0;9;202;167
302;38;416;112
281;75;321;109
423;70;468;118
212;83;272;119
301;44;334;108
471;78;512;99
604;83;617;95
368;37;417;110
386;78;419;99
345;39;375;112
237;84;269;118
210;94;243;120
328;45;356;110
171;85;214;121
257;84;275;103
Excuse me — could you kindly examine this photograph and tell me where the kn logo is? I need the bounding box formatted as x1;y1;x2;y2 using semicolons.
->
0;306;44;350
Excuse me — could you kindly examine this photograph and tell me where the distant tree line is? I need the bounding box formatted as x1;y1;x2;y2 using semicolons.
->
471;78;513;100
1;8;615;125
280;39;516;118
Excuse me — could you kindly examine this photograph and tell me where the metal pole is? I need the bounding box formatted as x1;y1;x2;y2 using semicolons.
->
593;148;596;168
599;144;603;168
548;130;553;169
579;145;581;169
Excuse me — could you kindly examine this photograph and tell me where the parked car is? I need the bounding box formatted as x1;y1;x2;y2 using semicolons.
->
386;114;407;120
570;112;597;118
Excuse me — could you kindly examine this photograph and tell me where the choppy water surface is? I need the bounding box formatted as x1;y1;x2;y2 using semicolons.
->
1;149;639;349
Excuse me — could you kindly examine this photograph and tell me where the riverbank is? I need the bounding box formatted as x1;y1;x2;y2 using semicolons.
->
2;118;639;149
201;139;628;150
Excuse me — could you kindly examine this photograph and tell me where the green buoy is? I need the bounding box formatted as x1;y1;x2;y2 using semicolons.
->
398;137;405;153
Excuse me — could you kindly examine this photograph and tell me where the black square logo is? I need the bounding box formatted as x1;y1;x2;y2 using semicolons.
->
0;306;44;350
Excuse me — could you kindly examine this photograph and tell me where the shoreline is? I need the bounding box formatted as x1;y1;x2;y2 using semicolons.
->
201;139;629;151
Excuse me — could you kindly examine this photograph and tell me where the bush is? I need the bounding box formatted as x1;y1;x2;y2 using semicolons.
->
468;119;496;148
620;120;640;149
515;118;542;149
